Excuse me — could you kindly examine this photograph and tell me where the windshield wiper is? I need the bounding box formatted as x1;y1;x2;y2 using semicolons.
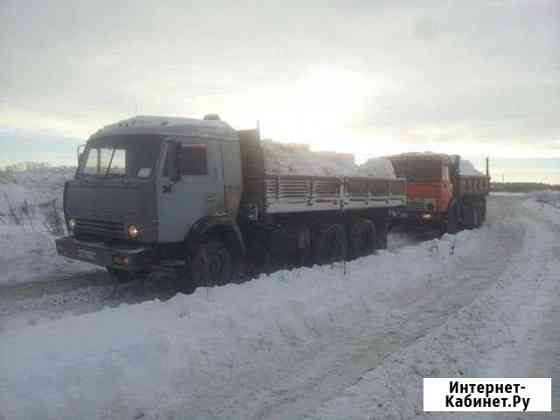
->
103;148;117;179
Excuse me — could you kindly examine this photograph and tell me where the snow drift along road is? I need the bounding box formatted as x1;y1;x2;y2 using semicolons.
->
1;194;559;420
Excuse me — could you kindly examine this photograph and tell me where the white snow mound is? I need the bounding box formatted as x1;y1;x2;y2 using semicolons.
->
0;164;92;285
458;159;484;176
358;157;396;178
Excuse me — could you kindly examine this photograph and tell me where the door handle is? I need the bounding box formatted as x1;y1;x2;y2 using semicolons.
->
163;184;173;193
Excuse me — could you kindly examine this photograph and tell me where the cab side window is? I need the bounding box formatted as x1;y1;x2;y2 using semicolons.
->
181;144;207;175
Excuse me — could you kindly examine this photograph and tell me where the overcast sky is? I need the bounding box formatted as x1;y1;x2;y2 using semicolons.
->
1;0;559;179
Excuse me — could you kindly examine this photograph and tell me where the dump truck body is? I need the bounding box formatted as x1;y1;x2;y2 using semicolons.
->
387;153;489;233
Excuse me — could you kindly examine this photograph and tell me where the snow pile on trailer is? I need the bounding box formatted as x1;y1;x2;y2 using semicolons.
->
458;159;484;176
358;157;396;178
261;140;396;178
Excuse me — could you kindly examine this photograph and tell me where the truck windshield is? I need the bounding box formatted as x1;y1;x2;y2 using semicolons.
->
391;160;442;182
78;135;163;179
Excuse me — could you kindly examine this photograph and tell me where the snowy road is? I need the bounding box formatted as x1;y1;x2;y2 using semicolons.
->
0;195;558;420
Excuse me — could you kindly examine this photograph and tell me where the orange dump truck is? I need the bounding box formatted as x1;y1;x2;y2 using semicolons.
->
387;153;490;234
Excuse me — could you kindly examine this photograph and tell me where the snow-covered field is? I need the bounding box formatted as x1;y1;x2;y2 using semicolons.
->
0;165;95;285
1;191;559;420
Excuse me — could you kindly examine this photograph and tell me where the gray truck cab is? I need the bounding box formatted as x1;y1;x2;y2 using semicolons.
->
56;115;244;280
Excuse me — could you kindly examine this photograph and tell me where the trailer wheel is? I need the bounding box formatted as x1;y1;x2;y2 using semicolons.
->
188;239;232;288
312;224;347;265
480;200;487;224
348;219;376;259
446;204;459;234
472;206;480;229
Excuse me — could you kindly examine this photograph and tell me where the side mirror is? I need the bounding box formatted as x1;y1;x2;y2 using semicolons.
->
166;141;182;182
77;144;86;166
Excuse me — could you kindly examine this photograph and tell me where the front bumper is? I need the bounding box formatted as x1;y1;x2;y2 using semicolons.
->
396;210;442;224
55;236;153;271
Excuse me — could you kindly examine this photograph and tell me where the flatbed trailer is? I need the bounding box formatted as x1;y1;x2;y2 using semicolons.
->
56;116;406;288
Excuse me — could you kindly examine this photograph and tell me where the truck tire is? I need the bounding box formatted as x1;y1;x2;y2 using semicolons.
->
106;267;134;283
188;239;233;288
472;206;480;229
447;204;459;234
348;219;376;259
375;219;389;250
477;198;486;226
312;224;347;265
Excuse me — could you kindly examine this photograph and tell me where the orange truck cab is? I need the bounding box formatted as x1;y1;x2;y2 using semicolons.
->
387;153;489;234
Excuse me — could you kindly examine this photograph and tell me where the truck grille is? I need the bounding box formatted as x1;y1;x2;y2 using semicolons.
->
75;218;124;240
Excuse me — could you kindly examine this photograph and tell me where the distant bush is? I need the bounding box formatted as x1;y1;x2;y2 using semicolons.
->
42;198;65;236
491;182;560;193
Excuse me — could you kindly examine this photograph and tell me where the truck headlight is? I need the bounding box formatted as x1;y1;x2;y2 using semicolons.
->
68;218;76;231
128;224;139;239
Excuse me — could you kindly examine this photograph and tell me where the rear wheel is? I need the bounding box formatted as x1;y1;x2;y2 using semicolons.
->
472;206;480;228
479;200;487;224
188;239;233;289
348;219;376;259
312;224;347;265
446;204;459;234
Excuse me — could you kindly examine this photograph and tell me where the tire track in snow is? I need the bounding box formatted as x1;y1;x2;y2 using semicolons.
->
136;196;527;419
0;225;430;332
305;197;560;420
247;197;526;420
0;196;543;420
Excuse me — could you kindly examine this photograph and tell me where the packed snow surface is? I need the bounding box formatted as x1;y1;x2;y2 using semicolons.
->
262;140;396;178
1;193;559;419
532;190;560;209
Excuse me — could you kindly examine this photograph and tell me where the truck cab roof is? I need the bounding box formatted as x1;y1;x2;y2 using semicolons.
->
91;115;239;141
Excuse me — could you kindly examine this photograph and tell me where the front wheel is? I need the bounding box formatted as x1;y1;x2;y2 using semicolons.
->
188;239;233;289
106;267;134;283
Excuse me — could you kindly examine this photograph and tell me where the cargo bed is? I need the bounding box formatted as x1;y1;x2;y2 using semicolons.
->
237;129;406;218
458;175;490;196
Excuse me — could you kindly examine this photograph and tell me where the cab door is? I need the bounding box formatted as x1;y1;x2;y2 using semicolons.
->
158;137;225;243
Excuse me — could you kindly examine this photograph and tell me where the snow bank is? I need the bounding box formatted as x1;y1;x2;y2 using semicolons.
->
531;190;560;209
0;165;92;285
0;164;74;210
308;197;560;420
0;229;481;419
0;225;92;285
0;184;28;214
262;140;396;178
